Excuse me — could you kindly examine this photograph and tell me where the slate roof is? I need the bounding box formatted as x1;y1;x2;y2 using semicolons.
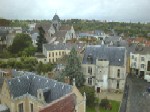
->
8;71;72;103
43;43;75;51
52;14;60;22
43;43;85;52
52;30;67;43
33;22;51;33
105;36;121;44
0;29;8;37
82;45;126;66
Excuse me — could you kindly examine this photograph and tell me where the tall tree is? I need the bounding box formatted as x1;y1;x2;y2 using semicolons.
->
61;47;85;86
37;27;47;52
9;33;35;56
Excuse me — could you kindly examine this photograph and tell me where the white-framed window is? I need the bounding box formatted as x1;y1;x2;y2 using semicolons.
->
18;103;24;112
134;62;136;67
88;78;92;85
134;57;137;61
141;64;145;68
88;66;92;74
132;55;134;59
141;57;145;61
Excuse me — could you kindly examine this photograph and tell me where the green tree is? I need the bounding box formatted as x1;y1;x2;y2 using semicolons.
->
61;47;85;86
37;27;47;52
79;86;95;107
9;33;35;56
22;57;38;71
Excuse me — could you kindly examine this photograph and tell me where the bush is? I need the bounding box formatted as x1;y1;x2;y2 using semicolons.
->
100;99;113;110
100;99;109;109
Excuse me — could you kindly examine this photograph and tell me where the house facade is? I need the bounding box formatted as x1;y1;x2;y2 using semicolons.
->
82;45;127;92
130;52;150;80
43;43;85;63
43;43;71;63
0;71;86;112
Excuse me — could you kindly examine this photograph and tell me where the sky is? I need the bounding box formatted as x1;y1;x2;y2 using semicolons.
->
0;0;150;22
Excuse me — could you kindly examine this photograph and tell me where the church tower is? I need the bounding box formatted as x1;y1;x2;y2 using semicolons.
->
52;13;61;31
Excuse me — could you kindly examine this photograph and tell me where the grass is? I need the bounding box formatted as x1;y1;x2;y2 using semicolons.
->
86;100;120;112
99;100;120;112
86;106;96;112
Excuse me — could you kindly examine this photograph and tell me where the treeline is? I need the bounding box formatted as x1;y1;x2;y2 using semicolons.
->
62;19;150;38
0;57;54;74
1;18;150;39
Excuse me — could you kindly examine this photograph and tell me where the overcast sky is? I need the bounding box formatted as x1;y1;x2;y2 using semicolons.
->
0;0;150;22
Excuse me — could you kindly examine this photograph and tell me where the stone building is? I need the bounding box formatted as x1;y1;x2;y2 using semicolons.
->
82;45;127;92
32;14;76;44
43;43;85;63
130;47;150;81
0;71;86;112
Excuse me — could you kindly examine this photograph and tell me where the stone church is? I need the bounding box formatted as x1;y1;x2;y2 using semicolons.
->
48;13;76;44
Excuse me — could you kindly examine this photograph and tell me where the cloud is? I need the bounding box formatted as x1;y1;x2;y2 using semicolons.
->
0;0;150;22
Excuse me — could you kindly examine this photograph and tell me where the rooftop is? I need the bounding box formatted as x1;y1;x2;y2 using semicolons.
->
8;70;72;103
82;45;126;66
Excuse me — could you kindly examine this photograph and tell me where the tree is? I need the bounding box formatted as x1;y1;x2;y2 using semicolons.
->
61;47;85;86
9;33;35;56
79;86;95;107
37;27;47;52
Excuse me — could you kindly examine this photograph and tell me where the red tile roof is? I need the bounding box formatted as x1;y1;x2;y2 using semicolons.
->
39;93;76;112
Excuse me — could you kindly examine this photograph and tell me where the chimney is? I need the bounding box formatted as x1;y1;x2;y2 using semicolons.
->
73;78;75;86
64;76;70;84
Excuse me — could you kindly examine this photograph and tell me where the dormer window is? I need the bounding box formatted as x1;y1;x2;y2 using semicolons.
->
87;54;93;64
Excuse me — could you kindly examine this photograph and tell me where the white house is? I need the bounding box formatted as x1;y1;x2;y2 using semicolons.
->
130;49;150;81
82;45;127;92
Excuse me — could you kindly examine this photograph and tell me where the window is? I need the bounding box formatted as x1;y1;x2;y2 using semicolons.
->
97;87;100;93
147;61;150;71
88;78;92;85
117;69;120;78
141;64;145;69
116;81;119;89
59;51;61;55
62;51;64;55
56;52;57;56
18;103;24;112
134;57;137;61
49;53;51;57
30;103;33;112
141;57;145;61
52;52;54;57
134;62;136;67
88;66;92;74
132;55;134;59
39;93;42;99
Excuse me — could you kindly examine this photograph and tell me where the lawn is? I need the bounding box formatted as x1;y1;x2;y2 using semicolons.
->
86;106;96;112
99;100;120;112
86;100;120;112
